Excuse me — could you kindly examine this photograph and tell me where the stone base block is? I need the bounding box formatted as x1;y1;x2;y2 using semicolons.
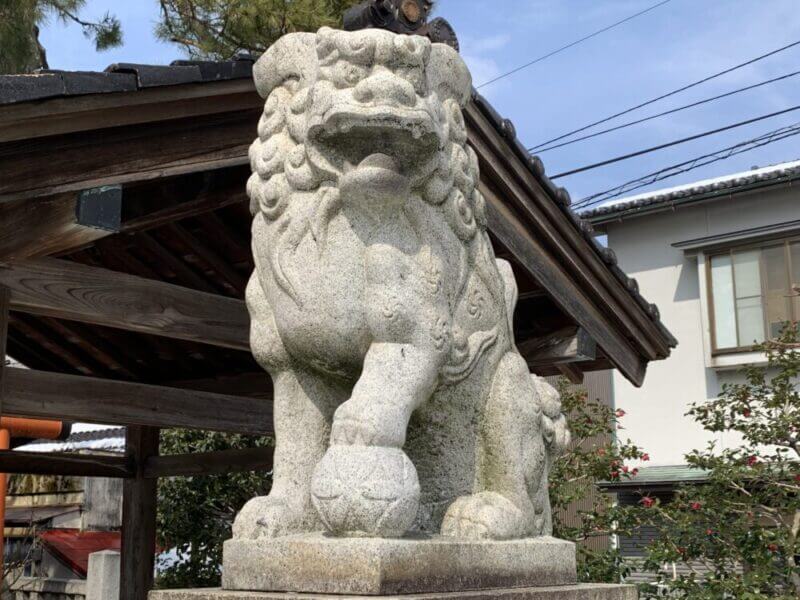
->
150;584;637;600
221;534;576;595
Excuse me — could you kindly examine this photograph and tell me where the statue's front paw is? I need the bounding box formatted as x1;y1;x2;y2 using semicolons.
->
441;492;526;540
330;401;406;447
232;496;310;539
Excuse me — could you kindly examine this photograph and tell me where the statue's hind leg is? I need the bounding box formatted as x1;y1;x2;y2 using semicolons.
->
441;351;546;540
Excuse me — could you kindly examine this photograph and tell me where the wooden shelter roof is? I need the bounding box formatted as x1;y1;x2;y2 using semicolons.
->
0;58;675;390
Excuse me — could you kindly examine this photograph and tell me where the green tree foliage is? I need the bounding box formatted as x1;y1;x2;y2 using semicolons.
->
155;0;363;59
0;0;121;74
155;430;272;588
634;329;800;598
549;379;649;583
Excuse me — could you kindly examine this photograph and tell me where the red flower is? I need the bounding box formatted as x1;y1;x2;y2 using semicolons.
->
690;502;702;511
631;468;639;477
677;546;686;556
642;453;650;462
640;496;655;508
794;474;800;483
706;529;714;536
610;471;619;479
742;408;751;417
747;455;759;467
615;409;626;418
768;544;779;553
622;465;629;474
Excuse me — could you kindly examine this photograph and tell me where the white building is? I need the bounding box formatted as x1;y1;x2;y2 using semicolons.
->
585;160;800;469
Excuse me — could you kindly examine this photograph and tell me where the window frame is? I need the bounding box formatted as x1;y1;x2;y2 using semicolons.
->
706;235;800;355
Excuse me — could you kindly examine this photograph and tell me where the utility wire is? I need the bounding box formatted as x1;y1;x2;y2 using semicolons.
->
534;69;800;153
574;121;800;208
530;37;800;150
476;0;672;89
550;103;800;179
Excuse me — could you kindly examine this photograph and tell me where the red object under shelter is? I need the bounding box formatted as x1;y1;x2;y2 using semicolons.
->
39;529;121;577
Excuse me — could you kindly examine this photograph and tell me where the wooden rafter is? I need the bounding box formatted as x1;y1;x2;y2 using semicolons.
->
0;258;249;351
2;368;272;434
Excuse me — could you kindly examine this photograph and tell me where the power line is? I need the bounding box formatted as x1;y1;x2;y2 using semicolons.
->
530;37;800;150
550;103;800;179
573;121;800;208
475;0;672;89
534;69;800;153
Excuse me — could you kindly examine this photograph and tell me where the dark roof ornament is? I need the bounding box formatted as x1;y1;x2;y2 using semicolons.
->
343;0;459;51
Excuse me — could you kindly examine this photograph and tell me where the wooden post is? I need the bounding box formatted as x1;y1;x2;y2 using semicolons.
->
120;426;159;600
0;285;8;405
0;285;9;586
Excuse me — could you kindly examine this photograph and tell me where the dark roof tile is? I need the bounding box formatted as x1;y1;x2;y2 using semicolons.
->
583;160;800;224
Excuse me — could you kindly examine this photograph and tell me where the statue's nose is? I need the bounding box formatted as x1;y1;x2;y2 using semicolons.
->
352;70;417;108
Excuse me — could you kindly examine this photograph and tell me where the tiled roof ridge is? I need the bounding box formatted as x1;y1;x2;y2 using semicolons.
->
582;159;800;223
22;426;126;447
470;90;677;347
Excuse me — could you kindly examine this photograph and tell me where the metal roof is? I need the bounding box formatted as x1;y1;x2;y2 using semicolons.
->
583;159;800;225
600;465;710;490
16;427;126;454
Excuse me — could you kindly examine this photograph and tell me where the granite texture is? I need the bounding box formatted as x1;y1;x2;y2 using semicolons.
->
223;534;575;595
236;23;570;544
150;584;638;600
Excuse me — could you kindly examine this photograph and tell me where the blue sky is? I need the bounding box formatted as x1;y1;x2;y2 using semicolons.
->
39;0;800;205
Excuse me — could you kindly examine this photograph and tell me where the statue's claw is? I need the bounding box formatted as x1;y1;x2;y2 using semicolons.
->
441;491;526;540
232;495;309;540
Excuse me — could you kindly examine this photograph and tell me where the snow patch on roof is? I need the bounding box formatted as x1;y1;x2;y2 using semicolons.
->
583;158;800;222
603;159;800;209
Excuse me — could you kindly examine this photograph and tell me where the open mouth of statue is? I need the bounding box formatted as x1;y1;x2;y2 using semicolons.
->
309;106;440;175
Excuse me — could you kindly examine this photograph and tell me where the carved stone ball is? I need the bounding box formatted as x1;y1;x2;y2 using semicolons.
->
311;445;420;538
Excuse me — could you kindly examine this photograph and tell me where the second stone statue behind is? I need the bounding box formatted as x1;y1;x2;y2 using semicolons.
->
231;25;571;547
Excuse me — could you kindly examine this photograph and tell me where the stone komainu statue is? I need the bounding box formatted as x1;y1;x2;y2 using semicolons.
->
234;26;570;541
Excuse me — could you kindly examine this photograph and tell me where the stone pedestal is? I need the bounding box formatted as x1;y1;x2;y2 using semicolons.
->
149;584;638;599
222;534;576;595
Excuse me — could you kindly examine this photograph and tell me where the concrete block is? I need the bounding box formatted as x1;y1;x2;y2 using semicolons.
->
86;549;120;600
222;534;576;595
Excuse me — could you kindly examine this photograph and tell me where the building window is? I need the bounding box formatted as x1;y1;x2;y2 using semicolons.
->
708;239;800;352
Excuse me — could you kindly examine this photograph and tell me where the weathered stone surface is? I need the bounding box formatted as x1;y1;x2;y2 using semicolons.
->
220;23;580;598
150;584;638;600
223;534;575;595
237;22;570;545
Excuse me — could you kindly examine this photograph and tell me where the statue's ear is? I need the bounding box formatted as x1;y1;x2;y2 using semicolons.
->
427;43;472;108
253;32;318;98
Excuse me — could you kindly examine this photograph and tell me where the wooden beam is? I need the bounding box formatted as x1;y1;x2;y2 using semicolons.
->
0;258;249;351
144;446;274;479
557;363;585;385
121;425;159;600
167;372;273;399
481;183;647;386
466;102;669;361
519;327;596;368
0;79;261;143
0;285;8;406
0;109;257;203
0;192;114;261
2;368;273;435
0;450;132;478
